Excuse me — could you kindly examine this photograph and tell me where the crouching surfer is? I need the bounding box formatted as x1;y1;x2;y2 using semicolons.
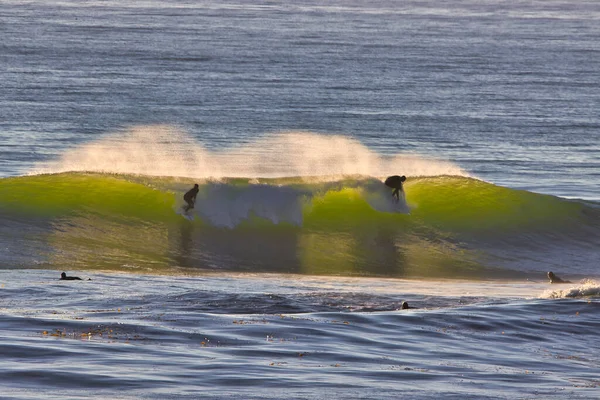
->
183;184;199;212
547;271;571;284
384;175;406;202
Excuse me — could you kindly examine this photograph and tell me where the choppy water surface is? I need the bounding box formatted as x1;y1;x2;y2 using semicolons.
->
1;270;599;399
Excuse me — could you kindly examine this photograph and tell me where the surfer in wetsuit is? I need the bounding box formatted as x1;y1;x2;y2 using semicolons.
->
547;271;571;284
183;184;199;212
384;175;406;202
60;272;82;281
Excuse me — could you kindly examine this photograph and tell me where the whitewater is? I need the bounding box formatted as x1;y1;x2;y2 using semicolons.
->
1;0;600;399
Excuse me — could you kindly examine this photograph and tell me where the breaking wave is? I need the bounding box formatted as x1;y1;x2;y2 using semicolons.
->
1;171;598;279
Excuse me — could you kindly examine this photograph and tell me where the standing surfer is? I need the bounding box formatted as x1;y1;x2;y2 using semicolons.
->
183;184;199;212
384;175;406;202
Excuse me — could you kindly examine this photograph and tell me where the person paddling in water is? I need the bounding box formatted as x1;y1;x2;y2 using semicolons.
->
60;272;82;281
183;184;199;212
547;271;571;284
384;175;406;202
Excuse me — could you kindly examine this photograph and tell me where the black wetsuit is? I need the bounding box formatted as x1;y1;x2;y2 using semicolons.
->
384;175;405;201
60;272;82;280
548;272;571;284
183;186;199;211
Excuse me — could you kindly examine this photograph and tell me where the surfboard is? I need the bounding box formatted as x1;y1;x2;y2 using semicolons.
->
176;206;194;221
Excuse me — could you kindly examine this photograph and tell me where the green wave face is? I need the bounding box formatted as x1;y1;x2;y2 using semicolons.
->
0;173;596;279
406;176;583;232
0;173;176;220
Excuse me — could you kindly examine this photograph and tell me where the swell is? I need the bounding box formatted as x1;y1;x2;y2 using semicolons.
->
1;172;598;279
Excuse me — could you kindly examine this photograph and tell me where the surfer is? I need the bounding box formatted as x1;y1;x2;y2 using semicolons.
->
384;175;406;202
547;271;571;284
60;272;82;281
183;184;199;212
400;301;411;310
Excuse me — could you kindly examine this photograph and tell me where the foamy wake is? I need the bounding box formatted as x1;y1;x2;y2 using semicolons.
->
31;125;468;180
181;179;409;228
189;183;306;228
539;279;600;299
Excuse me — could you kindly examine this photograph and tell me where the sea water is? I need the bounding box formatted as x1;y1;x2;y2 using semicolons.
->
1;0;599;398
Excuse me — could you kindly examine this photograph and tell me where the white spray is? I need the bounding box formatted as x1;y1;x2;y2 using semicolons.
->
32;125;469;179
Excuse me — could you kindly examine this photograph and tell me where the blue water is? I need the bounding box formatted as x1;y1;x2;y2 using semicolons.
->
1;0;600;398
1;270;599;399
3;0;599;199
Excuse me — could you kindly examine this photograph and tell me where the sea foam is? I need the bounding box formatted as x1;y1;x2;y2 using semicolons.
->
539;280;600;299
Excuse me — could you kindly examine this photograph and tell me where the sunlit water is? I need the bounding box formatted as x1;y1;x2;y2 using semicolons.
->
1;270;599;399
2;0;599;200
1;0;600;398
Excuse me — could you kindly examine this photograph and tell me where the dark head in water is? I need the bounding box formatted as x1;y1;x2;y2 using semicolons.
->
400;301;411;310
548;271;571;284
60;272;82;281
384;175;407;201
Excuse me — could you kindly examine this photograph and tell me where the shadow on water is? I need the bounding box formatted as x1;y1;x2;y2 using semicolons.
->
170;219;415;277
175;221;195;269
173;220;304;273
9;209;488;279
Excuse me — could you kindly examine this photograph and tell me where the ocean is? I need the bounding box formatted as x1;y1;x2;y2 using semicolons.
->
1;0;599;398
